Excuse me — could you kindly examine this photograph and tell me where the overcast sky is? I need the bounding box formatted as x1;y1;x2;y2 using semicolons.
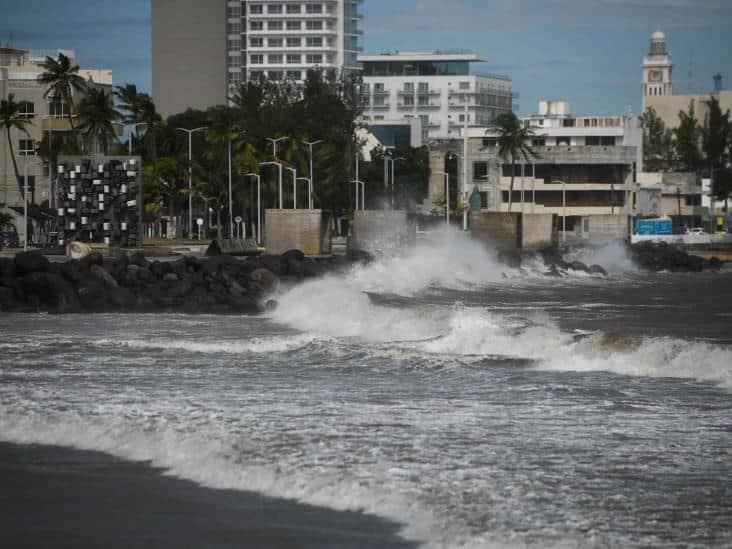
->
1;0;730;116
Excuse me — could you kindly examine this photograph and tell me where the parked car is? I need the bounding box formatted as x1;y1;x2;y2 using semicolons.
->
685;227;706;235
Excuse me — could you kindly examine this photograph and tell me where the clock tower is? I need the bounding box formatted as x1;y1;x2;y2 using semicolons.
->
642;31;673;109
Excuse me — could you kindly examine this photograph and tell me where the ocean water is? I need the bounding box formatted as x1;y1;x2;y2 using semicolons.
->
1;230;731;548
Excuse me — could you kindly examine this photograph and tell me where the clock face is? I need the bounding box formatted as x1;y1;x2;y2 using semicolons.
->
649;70;663;82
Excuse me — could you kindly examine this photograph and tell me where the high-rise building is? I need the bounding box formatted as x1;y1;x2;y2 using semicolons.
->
152;0;364;118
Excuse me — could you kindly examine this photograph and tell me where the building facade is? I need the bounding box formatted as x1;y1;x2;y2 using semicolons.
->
152;0;363;118
358;51;514;143
642;30;732;130
0;47;112;239
428;100;641;241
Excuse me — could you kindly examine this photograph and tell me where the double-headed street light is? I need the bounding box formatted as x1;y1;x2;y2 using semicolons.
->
266;136;289;161
228;130;247;239
243;172;261;244
285;166;298;209
260;161;284;209
176;126;208;238
302;139;323;209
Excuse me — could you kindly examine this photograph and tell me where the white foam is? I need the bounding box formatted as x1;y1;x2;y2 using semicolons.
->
94;334;318;355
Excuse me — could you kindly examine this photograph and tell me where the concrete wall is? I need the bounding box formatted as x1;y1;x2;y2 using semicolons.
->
264;209;331;256
470;212;520;250
352;210;416;253
521;213;555;250
583;214;628;243
152;0;227;118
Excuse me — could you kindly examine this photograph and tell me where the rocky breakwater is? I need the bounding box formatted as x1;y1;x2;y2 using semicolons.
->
629;241;722;272
0;249;351;314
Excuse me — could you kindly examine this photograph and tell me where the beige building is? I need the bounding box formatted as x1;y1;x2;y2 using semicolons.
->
642;30;732;130
0;47;112;239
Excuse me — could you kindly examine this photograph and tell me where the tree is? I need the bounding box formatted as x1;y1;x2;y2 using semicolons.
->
702;95;730;175
0;94;33;199
713;167;732;213
674;100;702;172
37;52;87;131
640;106;674;171
488;112;538;212
0;211;15;231
75;88;122;154
143;157;189;218
115;84;162;161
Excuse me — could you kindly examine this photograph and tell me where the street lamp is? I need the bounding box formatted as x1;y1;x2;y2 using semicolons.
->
23;158;43;251
436;171;451;225
297;177;311;209
228;130;247;239
260;161;284;208
285;166;298;208
176;126;208;238
243;172;261;244
266;136;289;160
350;180;365;211
303;139;323;209
387;156;404;209
551;180;567;244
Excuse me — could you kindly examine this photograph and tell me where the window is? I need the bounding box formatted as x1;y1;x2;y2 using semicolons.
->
556;137;570;146
48;102;70;117
228;72;241;86
18;101;34;118
268;38;283;47
374;83;384;93
482;137;497;148
287;70;302;80
374;115;384;120
287;20;301;30
473;161;488;181
268;3;283;13
418;95;428;106
600;136;616;146
268;20;283;30
361;83;370;94
268;54;283;64
249;4;263;14
228;56;241;67
250;54;264;64
403;95;414;106
532;138;545;146
305;37;322;47
228;22;241;34
228;39;241;50
227;5;241;17
373;96;385;107
250;21;263;30
403;82;414;93
585;136;600;146
250;70;264;80
286;37;301;47
480;192;488;208
459;81;470;90
417;82;428;92
268;71;283;81
286;54;301;64
19;139;36;155
306;3;323;13
305;20;323;30
286;4;301;13
419;114;429;126
306;54;322;64
250;37;263;47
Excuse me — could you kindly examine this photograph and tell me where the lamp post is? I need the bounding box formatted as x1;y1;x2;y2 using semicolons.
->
436;171;451;225
176;126;208;238
285;166;297;208
23;158;42;251
350;180;365;211
127;122;148;156
297;177;311;209
552;180;567;244
260;161;284;208
266;136;289;160
384;156;403;209
303;139;323;209
244;172;261;244
228;130;247;238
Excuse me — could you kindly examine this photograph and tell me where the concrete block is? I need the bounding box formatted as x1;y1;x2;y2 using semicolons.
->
265;209;331;256
521;213;555;250
470;212;521;250
352;210;416;253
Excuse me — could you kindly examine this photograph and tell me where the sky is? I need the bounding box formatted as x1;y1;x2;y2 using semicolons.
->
1;0;731;116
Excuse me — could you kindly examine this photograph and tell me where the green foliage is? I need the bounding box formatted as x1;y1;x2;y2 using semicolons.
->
702;95;730;173
0;93;33;198
37;52;87;131
674;100;702;172
641;106;674;171
75;88;122;154
0;211;15;231
143;157;189;216
713;167;732;204
115;83;163;162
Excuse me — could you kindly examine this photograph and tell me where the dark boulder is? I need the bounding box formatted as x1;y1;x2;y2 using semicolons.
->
569;260;589;273
0;285;20;311
15;251;51;275
497;250;522;269
21;272;81;313
282;249;305;262
129;251;148;268
90;264;119;288
589;264;608;276
544;265;563;277
79;252;104;268
166;279;194;298
249;268;277;292
0;257;15;279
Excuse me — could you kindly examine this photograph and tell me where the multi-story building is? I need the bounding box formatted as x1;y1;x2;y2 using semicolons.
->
152;0;363;118
0;47;112;237
358;51;514;143
427;100;642;242
642;30;732;130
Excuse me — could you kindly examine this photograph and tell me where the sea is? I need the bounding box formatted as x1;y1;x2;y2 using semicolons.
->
1;229;731;548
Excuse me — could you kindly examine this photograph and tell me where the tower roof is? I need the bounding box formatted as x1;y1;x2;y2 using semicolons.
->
651;30;666;41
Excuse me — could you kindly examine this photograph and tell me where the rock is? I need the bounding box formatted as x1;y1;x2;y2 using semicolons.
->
249;268;277;291
0;285;19;310
630;242;709;272
58;260;87;283
79;252;104;268
90;264;119;288
166;279;193;299
107;287;136;310
67;241;92;260
21;272;81;313
497;250;522;269
151;261;165;279
265;299;278;311
544;265;562;277
346;248;373;263
0;257;15;279
75;277;111;311
569;260;589;273
15;251;51;275
708;257;723;270
286;258;305;278
163;272;179;282
589;264;608;276
129;251;148;268
282;249;305;262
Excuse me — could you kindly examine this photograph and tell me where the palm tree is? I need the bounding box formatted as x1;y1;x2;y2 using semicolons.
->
37;52;87;131
136;94;163;162
75;88;122;154
0;94;33;198
488;112;538;212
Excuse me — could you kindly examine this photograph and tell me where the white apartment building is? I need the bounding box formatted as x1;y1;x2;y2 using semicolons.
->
152;0;363;117
0;47;112;236
358;51;514;143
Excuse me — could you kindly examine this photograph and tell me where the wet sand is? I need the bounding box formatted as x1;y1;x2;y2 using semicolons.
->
0;442;417;548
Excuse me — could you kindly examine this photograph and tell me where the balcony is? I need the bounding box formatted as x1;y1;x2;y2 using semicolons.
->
397;102;416;110
416;102;441;109
371;103;390;110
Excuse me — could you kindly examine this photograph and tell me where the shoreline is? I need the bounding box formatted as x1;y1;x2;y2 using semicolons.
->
0;441;417;548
